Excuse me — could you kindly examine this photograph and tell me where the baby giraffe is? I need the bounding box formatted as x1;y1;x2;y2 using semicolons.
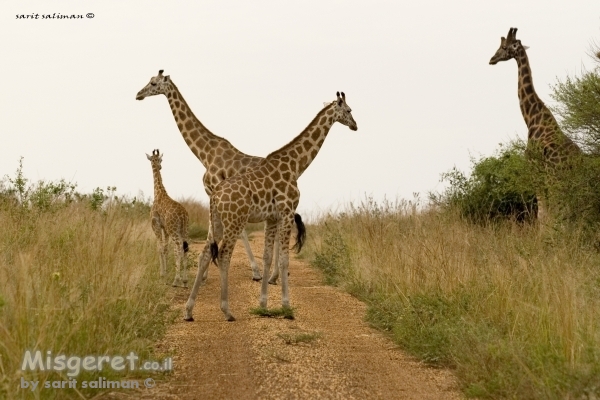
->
146;149;190;287
184;92;358;321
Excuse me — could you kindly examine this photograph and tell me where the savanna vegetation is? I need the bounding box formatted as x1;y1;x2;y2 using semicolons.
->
306;60;600;398
3;44;600;400
0;159;209;399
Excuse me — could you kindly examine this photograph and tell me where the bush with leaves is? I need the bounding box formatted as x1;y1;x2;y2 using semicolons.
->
431;140;538;223
551;68;600;153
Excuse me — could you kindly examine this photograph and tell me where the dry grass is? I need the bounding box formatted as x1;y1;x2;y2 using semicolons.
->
0;200;175;399
178;197;263;241
308;198;600;398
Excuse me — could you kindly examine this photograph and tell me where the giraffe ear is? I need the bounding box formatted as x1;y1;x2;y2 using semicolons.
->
523;45;530;50
146;153;152;160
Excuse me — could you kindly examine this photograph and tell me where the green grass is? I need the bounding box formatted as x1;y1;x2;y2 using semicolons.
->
307;197;600;399
250;306;295;320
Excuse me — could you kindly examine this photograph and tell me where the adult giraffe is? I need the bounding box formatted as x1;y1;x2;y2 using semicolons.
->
490;28;582;222
184;92;358;322
137;70;285;282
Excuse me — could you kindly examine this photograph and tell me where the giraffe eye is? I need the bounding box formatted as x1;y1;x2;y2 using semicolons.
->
151;82;157;86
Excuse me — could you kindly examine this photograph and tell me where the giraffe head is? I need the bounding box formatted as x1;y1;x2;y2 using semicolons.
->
146;149;163;170
330;91;358;131
136;70;171;100
489;27;529;65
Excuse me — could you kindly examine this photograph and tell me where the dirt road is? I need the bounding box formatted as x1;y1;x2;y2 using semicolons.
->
101;233;460;399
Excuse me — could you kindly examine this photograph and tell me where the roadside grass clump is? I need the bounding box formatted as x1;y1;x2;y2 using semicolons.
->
250;307;295;320
0;160;176;400
277;332;322;345
308;197;600;399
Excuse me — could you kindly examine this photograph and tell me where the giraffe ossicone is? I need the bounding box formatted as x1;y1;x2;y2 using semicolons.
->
184;91;358;322
147;149;190;287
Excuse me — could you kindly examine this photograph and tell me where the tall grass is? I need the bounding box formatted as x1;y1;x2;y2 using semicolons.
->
0;161;176;399
309;198;600;398
178;196;263;241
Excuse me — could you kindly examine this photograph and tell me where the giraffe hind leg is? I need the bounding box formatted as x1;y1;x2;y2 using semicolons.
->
184;241;215;321
260;221;278;307
240;230;262;281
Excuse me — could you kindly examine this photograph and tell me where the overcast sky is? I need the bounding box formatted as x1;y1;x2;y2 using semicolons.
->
2;1;599;216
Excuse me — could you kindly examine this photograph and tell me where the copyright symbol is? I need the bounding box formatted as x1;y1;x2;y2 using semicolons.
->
86;13;94;18
144;378;155;388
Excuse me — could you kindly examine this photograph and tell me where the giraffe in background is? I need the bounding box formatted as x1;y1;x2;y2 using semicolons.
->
489;27;582;222
146;149;190;287
184;92;358;321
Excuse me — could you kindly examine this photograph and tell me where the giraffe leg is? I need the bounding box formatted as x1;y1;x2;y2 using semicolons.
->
151;215;168;278
259;221;278;308
184;242;213;321
171;238;185;287
240;229;262;281
182;240;189;286
277;216;294;310
537;193;548;226
217;238;237;321
267;238;281;285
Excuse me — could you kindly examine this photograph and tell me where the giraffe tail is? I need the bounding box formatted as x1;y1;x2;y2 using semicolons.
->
292;213;306;253
208;196;220;266
183;241;189;253
210;242;219;266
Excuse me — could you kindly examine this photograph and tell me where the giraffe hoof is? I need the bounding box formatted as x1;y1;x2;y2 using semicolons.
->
226;315;236;322
252;277;262;282
183;316;194;322
268;280;278;285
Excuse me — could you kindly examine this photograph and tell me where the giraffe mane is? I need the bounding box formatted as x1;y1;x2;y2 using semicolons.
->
266;102;335;159
168;81;237;147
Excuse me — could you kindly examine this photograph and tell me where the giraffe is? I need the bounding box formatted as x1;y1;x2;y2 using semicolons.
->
184;91;358;321
147;149;190;287
137;70;284;283
489;27;582;222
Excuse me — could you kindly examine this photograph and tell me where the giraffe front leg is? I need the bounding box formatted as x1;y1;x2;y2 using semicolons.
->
260;222;277;308
240;230;262;281
536;193;548;226
151;216;168;279
184;243;213;321
267;239;280;285
171;239;185;287
159;238;168;281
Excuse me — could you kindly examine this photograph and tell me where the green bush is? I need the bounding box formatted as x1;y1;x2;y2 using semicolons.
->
431;140;538;224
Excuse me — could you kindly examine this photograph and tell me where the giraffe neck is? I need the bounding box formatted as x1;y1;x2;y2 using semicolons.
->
514;47;560;138
151;167;167;201
165;82;236;169
266;103;336;179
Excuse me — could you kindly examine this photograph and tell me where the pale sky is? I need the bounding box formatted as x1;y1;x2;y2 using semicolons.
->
2;1;599;216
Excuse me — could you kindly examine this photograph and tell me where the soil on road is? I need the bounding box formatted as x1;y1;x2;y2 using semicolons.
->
100;233;461;400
